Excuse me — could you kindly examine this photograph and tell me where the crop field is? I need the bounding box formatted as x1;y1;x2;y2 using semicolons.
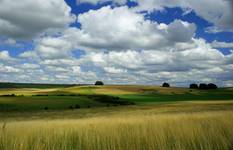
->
0;85;233;150
0;85;233;111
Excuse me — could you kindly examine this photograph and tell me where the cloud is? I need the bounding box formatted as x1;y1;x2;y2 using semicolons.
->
0;0;75;39
72;6;196;51
225;51;233;64
77;0;233;32
211;40;233;48
73;37;232;86
0;50;99;84
20;63;40;69
2;36;233;86
0;2;232;86
0;51;12;61
103;67;127;74
87;39;224;73
166;20;196;42
132;0;233;32
19;51;38;60
35;37;74;59
20;36;75;60
0;50;16;63
77;0;127;5
0;64;20;74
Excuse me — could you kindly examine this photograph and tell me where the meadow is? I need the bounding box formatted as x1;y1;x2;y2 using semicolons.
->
0;85;233;111
0;85;233;150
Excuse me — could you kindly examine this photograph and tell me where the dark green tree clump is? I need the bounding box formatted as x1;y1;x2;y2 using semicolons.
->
198;83;218;90
199;83;208;89
95;81;104;85
189;84;198;89
162;82;170;87
207;83;218;89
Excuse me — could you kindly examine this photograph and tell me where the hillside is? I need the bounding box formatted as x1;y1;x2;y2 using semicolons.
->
0;85;232;111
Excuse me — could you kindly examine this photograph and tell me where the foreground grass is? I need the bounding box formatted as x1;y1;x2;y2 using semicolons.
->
1;102;233;150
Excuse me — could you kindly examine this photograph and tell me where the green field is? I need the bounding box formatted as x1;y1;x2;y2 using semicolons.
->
0;85;232;111
0;85;233;150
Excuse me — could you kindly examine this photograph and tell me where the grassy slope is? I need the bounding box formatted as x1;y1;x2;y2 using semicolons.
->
0;96;103;111
65;85;233;104
0;101;233;150
1;100;233;121
0;86;233;150
0;85;233;111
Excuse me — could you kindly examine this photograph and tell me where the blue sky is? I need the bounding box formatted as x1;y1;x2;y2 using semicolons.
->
0;0;233;86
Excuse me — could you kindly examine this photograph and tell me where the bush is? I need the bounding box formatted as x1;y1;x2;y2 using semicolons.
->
0;94;16;97
44;107;48;110
199;83;208;90
162;82;170;87
75;104;80;109
69;106;73;109
92;95;134;105
207;83;218;89
95;81;104;85
35;94;48;96
189;84;198;89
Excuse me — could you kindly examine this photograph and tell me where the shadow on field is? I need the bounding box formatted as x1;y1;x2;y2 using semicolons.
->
0;93;135;112
90;95;135;106
32;94;135;106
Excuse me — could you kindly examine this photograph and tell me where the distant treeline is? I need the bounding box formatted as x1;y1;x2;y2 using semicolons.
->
0;82;83;88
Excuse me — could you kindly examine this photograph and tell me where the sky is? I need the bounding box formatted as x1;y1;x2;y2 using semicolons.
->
0;0;233;87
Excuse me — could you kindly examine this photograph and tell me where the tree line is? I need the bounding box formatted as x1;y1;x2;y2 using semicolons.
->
162;82;218;89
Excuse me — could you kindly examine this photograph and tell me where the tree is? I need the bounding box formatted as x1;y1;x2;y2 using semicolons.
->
207;83;218;89
162;82;170;87
199;83;208;90
189;83;198;89
95;81;104;85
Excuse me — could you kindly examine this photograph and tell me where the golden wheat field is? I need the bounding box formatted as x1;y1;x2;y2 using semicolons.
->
1;101;233;150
